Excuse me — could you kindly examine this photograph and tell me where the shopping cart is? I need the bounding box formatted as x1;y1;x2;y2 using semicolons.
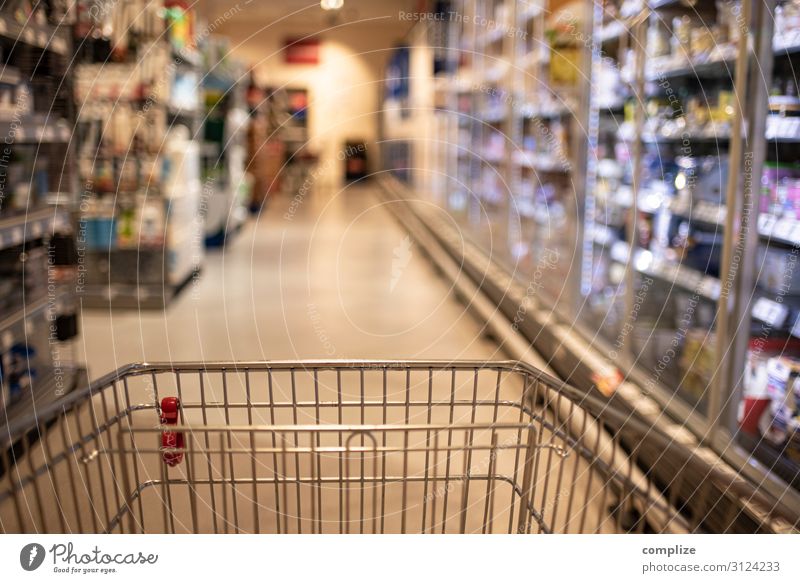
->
0;360;793;534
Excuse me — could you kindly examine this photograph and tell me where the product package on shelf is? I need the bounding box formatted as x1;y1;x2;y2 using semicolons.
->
741;355;800;461
775;0;800;50
645;1;741;75
757;245;800;293
760;163;800;220
0;332;38;411
0;302;55;415
678;329;716;405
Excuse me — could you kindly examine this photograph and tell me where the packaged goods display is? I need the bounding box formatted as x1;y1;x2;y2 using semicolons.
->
71;0;204;308
384;0;800;495
0;1;81;421
741;353;800;462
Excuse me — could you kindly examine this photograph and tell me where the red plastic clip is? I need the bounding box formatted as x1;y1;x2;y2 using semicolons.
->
160;397;184;466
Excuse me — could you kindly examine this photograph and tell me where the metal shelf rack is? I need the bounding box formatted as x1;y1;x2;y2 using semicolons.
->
380;0;800;511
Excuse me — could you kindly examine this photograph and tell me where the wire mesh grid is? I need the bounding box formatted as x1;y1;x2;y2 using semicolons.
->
0;360;789;534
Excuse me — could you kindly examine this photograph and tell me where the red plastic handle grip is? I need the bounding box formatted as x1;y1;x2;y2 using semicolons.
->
160;397;184;466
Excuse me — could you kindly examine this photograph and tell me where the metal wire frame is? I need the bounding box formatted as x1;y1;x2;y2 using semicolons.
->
0;360;794;533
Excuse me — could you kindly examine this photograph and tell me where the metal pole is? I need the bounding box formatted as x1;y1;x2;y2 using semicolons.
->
502;0;519;271
621;12;649;359
568;0;602;316
707;0;753;437
721;0;776;434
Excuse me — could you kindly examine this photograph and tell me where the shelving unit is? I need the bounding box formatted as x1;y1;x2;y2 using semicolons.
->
381;0;800;505
200;36;250;247
720;0;800;490
578;0;645;344
511;0;588;304
244;76;310;211
0;11;70;55
0;2;82;425
72;0;204;309
269;86;313;196
402;0;590;305
599;0;741;415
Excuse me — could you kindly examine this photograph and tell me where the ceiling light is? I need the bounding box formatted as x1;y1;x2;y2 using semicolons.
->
321;0;343;10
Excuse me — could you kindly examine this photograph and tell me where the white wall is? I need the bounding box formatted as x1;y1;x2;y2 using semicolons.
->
214;19;413;186
381;23;445;196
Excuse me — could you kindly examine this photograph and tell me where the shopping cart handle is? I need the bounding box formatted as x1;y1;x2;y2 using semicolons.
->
160;396;180;423
160;397;184;467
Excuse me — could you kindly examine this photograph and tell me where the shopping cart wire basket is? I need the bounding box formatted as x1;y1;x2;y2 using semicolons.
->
0;360;794;533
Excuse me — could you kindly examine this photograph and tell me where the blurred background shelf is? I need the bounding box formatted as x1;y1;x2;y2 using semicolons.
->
380;0;800;513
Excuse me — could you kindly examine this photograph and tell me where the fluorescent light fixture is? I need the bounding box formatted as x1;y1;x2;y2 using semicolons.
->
321;0;343;10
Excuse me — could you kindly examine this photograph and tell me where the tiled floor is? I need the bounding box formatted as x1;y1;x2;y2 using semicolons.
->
78;184;503;377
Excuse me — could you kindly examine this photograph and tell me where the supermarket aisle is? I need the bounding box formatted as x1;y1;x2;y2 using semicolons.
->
77;184;501;376
52;187;617;535
67;186;614;533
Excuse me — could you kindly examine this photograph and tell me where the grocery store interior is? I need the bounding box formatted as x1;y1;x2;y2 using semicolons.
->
3;0;800;534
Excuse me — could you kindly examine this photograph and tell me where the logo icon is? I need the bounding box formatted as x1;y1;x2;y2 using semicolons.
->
20;543;45;571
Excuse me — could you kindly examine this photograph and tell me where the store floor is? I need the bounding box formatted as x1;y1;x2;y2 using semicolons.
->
78;183;502;377
21;184;615;534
